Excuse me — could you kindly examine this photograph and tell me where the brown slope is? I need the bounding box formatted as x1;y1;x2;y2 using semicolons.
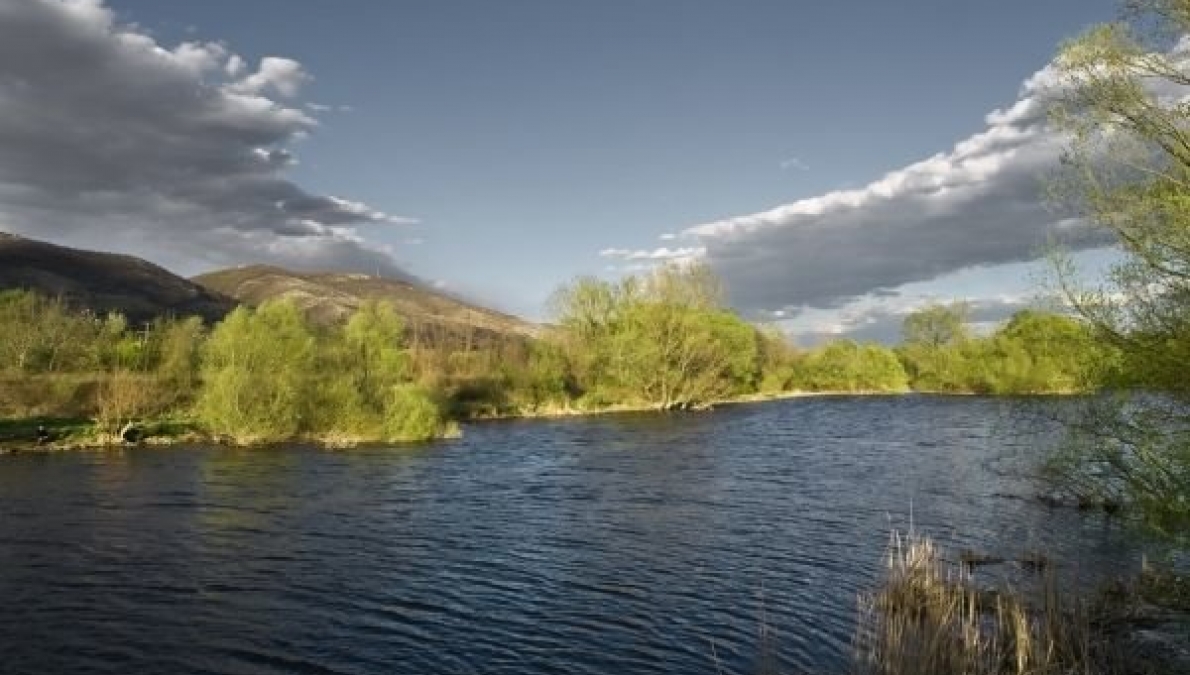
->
0;232;235;323
192;265;539;342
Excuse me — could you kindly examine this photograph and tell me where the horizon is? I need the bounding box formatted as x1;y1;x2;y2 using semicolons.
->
0;0;1121;343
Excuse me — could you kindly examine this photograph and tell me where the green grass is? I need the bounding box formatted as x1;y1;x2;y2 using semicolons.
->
0;416;96;445
0;414;204;449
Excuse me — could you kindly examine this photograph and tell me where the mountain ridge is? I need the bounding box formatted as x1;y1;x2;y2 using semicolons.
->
0;232;538;342
193;264;539;341
0;231;235;323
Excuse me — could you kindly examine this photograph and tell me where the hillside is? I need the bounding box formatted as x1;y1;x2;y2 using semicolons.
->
193;265;539;342
0;232;235;323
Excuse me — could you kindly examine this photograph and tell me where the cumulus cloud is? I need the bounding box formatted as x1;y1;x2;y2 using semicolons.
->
0;0;413;277
228;56;310;98
599;246;706;262
677;63;1113;315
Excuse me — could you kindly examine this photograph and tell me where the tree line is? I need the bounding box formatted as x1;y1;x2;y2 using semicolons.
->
0;263;1119;446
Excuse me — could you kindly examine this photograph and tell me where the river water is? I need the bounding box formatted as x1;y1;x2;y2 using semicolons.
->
0;396;1144;675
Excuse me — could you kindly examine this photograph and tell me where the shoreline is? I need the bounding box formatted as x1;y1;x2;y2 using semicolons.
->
0;388;1092;453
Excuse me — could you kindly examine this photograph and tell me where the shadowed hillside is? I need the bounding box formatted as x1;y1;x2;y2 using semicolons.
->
0;232;235;323
194;265;539;344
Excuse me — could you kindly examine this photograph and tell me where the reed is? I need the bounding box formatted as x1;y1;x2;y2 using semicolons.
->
852;531;1112;675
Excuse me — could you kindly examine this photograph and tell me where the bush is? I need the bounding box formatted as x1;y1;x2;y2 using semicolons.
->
384;384;451;442
194;302;315;444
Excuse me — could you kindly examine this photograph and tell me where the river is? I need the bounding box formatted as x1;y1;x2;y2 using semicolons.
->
0;395;1144;675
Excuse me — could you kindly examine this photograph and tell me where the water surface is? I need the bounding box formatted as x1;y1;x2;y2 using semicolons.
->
0;396;1142;674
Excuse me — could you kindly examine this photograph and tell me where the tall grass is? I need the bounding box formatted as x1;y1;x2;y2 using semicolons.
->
852;531;1112;675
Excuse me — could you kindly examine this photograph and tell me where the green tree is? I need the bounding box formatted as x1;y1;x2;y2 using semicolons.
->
0;291;51;372
151;316;205;401
901;302;971;348
988;311;1115;394
1047;0;1190;539
897;303;976;392
304;300;450;442
550;264;761;409
796;340;909;393
756;325;801;393
195;301;316;444
340;300;409;408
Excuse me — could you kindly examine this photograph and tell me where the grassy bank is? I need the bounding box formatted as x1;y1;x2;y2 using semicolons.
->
0;389;897;451
3;386;1096;452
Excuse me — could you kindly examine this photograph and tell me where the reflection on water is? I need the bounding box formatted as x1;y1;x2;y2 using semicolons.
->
0;396;1146;675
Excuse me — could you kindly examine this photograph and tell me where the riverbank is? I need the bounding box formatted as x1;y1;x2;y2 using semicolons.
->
0;389;874;451
2;388;1090;453
457;388;912;422
0;418;464;453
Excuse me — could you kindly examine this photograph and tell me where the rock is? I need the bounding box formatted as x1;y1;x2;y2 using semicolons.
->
119;423;142;444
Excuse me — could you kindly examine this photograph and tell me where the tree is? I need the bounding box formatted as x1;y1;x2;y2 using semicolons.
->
898;303;974;392
550;263;761;409
195;301;316;444
987;310;1116;393
901;302;971;348
756;326;801;393
151;316;205;404
796;341;909;393
340;300;409;409
1047;0;1190;540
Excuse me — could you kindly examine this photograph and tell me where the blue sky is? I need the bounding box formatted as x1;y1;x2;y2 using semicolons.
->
0;0;1121;340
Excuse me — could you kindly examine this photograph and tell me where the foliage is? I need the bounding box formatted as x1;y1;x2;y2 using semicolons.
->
795;340;909;392
499;338;575;412
1045;0;1190;540
755;325;801;393
195;301;316;444
901;302;971;348
550;263;761;409
897;306;1116;395
95;369;162;435
383;384;453;442
1044;396;1190;545
147;316;204;406
0;291;101;372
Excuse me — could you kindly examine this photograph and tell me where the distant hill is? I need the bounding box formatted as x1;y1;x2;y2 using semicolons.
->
0;232;235;323
193;265;539;342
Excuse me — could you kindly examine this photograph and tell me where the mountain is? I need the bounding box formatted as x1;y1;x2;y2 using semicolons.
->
193;265;539;342
0;232;537;342
0;232;235;323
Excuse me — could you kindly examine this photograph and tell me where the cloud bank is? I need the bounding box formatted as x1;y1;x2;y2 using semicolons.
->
661;64;1113;315
0;0;412;276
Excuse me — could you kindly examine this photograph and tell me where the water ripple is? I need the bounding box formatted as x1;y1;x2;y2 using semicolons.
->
0;396;1145;675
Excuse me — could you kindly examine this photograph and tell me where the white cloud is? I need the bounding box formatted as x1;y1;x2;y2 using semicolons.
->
230;56;310;98
599;246;706;262
225;53;245;76
778;156;809;171
0;0;415;278
682;60;1115;315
